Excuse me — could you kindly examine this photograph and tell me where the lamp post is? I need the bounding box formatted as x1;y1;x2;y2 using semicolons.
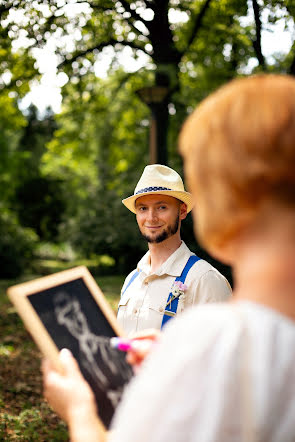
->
136;86;170;165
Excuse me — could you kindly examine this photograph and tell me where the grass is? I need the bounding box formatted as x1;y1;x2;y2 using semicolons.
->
0;272;124;441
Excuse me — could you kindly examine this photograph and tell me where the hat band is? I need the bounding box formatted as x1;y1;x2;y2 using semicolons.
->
135;186;172;195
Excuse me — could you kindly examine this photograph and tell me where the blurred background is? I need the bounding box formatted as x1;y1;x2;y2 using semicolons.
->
1;0;294;283
0;1;294;438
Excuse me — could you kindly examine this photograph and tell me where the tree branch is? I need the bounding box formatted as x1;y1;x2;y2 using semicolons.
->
83;3;113;12
0;1;22;20
90;1;149;38
57;39;151;69
251;0;266;67
114;0;147;23
186;0;212;50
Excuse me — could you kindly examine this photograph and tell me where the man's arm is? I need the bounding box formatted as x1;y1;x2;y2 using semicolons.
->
193;270;232;304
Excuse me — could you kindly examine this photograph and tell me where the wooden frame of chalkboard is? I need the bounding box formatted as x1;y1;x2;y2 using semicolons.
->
7;266;133;430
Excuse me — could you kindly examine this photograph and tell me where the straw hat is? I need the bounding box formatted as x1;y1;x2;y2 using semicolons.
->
122;164;194;214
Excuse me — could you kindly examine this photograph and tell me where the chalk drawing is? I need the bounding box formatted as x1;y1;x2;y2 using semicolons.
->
53;291;130;407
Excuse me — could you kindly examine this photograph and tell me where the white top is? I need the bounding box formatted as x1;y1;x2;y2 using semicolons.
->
111;301;295;442
117;241;231;335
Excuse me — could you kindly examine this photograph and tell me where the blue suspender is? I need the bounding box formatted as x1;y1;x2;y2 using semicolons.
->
161;255;200;329
121;270;141;297
118;270;141;315
119;255;200;326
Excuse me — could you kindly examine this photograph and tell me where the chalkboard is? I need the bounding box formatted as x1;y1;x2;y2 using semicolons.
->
7;266;133;430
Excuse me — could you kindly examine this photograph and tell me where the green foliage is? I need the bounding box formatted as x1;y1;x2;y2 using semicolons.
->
0;208;38;278
11;105;66;242
15;176;66;241
41;72;152;271
1;0;294;278
0;4;37;98
67;188;148;274
18;105;57;173
0;93;27;205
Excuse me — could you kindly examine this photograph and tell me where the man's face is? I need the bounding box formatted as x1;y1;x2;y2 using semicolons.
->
135;194;187;244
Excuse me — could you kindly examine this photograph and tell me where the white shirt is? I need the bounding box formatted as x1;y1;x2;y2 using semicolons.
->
117;241;231;335
111;301;295;442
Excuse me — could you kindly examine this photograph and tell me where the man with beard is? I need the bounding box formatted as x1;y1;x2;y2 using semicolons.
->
118;164;231;335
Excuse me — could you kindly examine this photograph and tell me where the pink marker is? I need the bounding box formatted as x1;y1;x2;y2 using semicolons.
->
110;337;133;352
110;337;153;353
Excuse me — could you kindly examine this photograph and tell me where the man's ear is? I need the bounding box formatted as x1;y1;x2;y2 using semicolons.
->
180;203;188;220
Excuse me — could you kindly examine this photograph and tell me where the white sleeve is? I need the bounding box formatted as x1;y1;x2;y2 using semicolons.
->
193;270;232;304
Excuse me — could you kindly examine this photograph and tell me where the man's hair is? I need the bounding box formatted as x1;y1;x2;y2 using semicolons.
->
179;74;295;253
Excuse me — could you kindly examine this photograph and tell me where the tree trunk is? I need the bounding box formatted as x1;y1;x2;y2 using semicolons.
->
149;99;169;165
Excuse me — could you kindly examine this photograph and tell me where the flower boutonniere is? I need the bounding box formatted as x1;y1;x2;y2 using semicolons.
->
166;281;188;308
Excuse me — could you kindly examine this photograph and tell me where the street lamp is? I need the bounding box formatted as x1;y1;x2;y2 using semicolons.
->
136;86;170;165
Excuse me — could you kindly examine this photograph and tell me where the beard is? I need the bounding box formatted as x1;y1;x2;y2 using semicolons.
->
140;214;180;244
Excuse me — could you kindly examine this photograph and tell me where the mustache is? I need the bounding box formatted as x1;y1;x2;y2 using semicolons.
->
140;215;180;244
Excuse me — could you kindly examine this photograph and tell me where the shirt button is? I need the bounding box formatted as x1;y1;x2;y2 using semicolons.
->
133;308;138;314
159;307;164;313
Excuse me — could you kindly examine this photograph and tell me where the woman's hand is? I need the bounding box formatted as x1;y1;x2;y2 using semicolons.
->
42;348;96;423
42;349;106;442
126;328;161;372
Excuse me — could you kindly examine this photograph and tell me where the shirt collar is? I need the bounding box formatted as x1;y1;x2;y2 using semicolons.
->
137;241;193;277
